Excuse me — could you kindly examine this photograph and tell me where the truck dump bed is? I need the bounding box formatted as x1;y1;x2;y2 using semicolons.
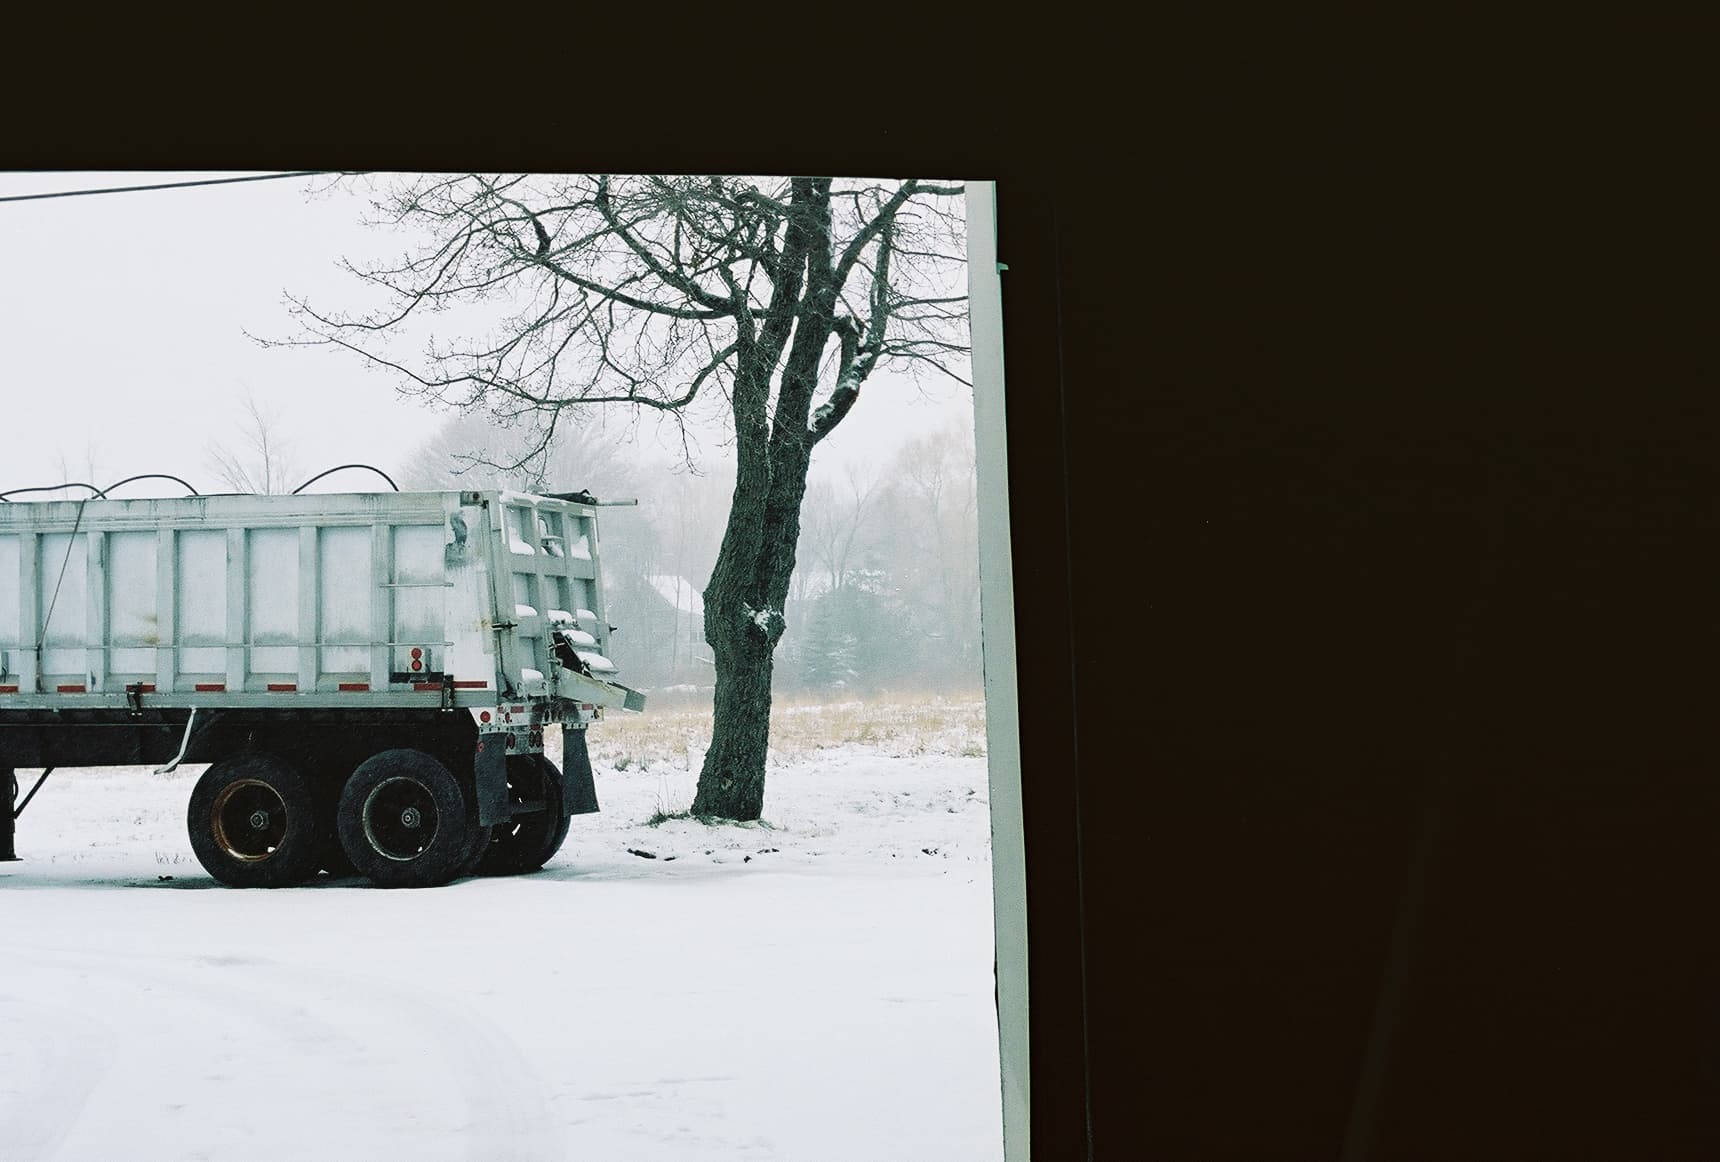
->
0;488;638;712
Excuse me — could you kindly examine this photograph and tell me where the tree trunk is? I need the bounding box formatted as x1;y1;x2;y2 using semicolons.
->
691;467;808;819
692;429;812;819
690;177;842;820
691;611;776;819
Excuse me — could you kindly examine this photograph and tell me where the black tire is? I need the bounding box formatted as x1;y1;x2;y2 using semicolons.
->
477;756;571;876
337;749;471;889
187;754;320;888
452;817;494;881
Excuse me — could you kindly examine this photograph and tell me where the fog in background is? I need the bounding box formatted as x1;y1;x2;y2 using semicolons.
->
0;172;980;696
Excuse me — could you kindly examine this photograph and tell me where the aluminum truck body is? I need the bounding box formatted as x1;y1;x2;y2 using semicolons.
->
0;487;644;887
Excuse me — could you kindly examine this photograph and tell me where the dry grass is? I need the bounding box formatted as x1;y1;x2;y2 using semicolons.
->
584;687;989;771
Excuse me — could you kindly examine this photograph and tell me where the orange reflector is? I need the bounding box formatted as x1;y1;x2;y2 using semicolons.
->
194;683;226;692
267;683;297;692
0;685;17;694
339;682;370;692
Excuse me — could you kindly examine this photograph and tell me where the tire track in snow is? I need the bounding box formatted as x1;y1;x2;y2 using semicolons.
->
0;993;114;1162
1;944;381;1161
308;966;560;1162
0;943;558;1162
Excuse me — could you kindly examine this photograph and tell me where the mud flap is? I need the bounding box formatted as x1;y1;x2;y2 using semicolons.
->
2;767;16;862
562;727;600;816
474;734;510;827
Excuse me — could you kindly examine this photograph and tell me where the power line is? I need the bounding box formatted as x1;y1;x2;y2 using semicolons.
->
0;171;360;204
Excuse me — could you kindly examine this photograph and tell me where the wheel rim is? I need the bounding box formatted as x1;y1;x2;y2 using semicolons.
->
210;778;290;862
361;776;441;861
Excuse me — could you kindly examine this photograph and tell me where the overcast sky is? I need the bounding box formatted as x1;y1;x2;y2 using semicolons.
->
0;172;971;499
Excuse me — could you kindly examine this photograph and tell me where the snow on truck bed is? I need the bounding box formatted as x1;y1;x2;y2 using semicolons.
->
0;724;1004;1162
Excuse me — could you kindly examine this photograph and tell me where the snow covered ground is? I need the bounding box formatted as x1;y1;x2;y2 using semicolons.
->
0;698;1003;1161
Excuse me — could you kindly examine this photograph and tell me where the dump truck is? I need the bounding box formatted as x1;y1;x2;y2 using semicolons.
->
0;485;645;888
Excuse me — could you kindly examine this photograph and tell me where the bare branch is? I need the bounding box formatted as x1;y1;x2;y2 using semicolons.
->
206;392;298;494
595;176;737;313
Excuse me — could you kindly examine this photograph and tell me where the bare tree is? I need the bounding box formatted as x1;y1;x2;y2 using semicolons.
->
206;392;298;494
273;175;969;820
48;445;102;498
884;422;982;685
397;408;642;499
801;462;883;595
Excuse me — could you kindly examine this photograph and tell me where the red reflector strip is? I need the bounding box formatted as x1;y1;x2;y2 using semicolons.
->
339;682;370;692
412;682;441;692
453;680;488;689
136;684;157;693
267;683;297;692
195;683;226;692
57;684;87;693
0;685;19;694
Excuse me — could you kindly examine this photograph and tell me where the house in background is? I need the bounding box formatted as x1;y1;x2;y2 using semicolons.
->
645;574;708;684
599;572;711;693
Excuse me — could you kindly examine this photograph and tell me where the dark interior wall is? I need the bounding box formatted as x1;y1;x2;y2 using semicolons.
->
14;46;1720;1157
1033;141;1720;1157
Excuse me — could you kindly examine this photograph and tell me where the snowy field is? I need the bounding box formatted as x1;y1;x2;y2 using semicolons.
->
0;695;1004;1162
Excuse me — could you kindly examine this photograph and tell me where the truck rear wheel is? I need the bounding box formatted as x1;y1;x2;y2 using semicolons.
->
453;818;494;880
337;749;472;889
187;754;321;888
477;756;571;876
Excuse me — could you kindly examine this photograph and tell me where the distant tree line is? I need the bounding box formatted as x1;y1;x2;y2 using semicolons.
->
397;409;981;698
